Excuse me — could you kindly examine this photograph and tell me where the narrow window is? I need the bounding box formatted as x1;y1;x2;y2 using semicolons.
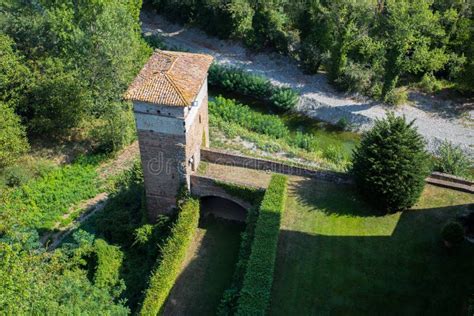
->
199;114;202;124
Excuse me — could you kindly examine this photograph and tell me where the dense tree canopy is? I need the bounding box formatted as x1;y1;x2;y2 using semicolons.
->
1;0;150;147
0;1;151;312
153;0;474;101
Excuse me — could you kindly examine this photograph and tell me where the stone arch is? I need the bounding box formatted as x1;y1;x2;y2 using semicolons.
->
200;195;248;222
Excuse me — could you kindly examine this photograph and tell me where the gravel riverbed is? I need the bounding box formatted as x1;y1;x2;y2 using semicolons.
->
141;11;473;157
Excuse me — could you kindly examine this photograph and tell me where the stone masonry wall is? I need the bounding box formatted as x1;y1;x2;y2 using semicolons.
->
201;148;352;184
138;130;186;219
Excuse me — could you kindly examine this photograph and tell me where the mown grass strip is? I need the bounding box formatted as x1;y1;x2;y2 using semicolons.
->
140;197;200;316
236;174;288;315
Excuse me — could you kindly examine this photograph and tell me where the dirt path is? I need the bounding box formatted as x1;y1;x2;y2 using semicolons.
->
42;142;139;249
141;11;473;157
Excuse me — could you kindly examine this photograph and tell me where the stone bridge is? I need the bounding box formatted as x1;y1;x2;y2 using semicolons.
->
190;174;255;210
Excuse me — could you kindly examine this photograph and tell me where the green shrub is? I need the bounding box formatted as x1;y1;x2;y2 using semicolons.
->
334;61;375;95
269;87;299;110
335;117;350;131
140;197;200;316
142;32;166;50
208;64;299;110
216;186;264;315
236;174;288;315
384;87;408;106
434;140;471;177
291;131;319;152
351;113;430;211
418;72;443;93
0;102;29;169
441;221;464;245
3;165;32;187
210;96;289;139
323;145;345;164
0;158;100;232
93;239;125;293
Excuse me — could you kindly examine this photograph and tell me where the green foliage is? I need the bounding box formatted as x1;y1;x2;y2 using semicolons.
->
418;72;444;93
216;180;265;206
269;87;300;110
236;174;288;315
351;113;431;211
434;140;471;177
209;96;353;170
208;64;299;110
218;203;260;316
143;32;166;50
323;145;346;164
0;157;101;232
384;88;409;106
210;96;289;139
0;231;129;315
1;0;150;147
22;58;88;136
159;0;474;96
93;239;125;294
441;221;464;244
0;102;29;169
0;34;31;108
140;197;200;316
73;160;172;312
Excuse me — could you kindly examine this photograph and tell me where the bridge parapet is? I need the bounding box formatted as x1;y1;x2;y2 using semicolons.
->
190;174;255;211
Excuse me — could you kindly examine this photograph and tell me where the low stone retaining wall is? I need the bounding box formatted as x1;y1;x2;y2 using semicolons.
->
426;172;474;194
201;148;352;184
201;148;474;194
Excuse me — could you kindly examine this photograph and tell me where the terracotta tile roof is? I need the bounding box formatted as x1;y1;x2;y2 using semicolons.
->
124;50;213;106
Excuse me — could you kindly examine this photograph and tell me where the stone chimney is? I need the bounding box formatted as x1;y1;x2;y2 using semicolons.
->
124;50;213;220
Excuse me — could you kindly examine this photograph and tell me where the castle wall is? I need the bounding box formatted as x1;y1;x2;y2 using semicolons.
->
185;80;209;179
133;80;209;220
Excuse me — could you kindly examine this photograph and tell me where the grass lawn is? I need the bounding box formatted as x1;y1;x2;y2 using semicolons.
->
162;217;243;316
271;177;474;315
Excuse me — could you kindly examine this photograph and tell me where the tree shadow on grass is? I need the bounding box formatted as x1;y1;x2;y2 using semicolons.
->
291;177;386;217
271;203;474;316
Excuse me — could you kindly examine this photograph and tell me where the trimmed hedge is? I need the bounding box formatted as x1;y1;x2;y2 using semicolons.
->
140;197;200;316
235;174;288;315
208;64;299;110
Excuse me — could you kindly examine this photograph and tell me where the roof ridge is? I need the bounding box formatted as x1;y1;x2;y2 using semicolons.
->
164;73;188;106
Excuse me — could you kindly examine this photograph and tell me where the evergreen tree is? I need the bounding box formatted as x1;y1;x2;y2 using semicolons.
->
351;113;430;211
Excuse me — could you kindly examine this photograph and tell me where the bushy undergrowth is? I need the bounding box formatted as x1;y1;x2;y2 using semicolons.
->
236;174;288;315
70;160;173;312
140;196;200;316
0;229;129;315
210;96;289;139
93;239;125;294
434;140;471;178
209;96;350;169
208;64;299;110
0;156;103;232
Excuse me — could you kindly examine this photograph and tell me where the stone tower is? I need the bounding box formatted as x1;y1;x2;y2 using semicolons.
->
125;50;213;220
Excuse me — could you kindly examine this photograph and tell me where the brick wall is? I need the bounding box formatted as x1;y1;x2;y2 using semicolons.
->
200;148;353;184
137;130;186;218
